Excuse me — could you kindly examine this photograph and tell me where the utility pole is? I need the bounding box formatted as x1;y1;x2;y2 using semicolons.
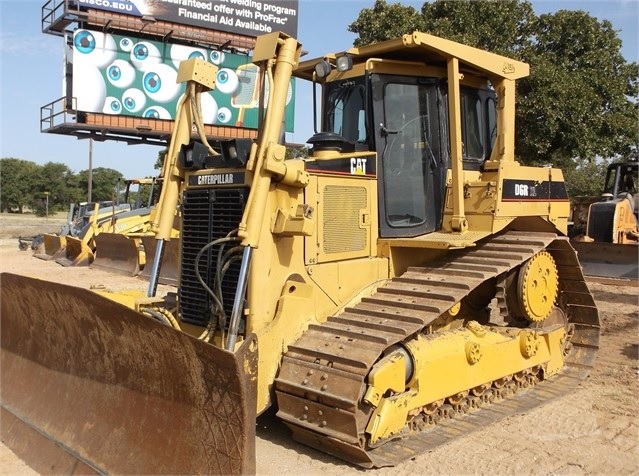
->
44;191;49;218
88;138;93;202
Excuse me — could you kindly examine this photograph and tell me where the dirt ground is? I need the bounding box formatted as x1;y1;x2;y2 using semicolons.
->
0;213;637;475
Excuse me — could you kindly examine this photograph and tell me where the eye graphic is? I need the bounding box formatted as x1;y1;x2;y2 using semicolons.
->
73;63;106;112
103;97;122;114
106;59;135;88
217;107;232;124
119;38;133;52
73;30;116;67
210;50;225;65
74;31;95;54
170;44;207;69
143;72;161;93
143;106;171;120
200;92;219;124
142;64;179;103
216;68;239;95
130;41;161;71
121;88;146;113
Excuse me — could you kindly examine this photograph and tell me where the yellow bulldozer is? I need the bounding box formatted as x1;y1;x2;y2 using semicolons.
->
570;159;638;281
1;31;600;474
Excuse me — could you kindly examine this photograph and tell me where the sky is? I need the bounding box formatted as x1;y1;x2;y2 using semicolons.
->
0;0;637;180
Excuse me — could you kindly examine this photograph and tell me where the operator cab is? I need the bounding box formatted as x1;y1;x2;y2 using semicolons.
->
601;159;639;215
299;34;500;238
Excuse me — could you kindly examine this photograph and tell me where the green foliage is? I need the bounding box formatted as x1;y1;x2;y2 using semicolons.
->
77;167;125;202
348;0;639;171
0;158;40;212
37;162;83;208
419;0;536;57
285;145;309;160
349;0;423;46
562;158;610;197
517;10;639;163
155;148;168;171
0;158;127;214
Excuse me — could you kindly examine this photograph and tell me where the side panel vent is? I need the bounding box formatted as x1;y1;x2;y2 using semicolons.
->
323;185;367;254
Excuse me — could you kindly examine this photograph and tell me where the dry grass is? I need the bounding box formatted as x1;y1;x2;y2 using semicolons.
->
0;212;66;239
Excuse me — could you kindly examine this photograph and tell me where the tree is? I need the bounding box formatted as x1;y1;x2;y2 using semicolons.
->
516;10;638;165
562;158;611;197
419;0;536;56
348;0;639;185
35;162;82;211
77;167;124;202
0;158;40;212
155;148;168;171
285;145;309;160
349;0;423;46
349;0;535;56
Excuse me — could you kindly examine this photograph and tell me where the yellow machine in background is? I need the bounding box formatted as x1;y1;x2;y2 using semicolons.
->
56;177;180;275
33;200;124;261
571;159;638;280
1;31;600;474
57;201;148;267
89;177;178;277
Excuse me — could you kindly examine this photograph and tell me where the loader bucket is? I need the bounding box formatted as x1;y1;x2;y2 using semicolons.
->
33;233;66;261
139;236;180;285
0;273;258;475
91;233;142;276
56;235;94;267
572;241;639;281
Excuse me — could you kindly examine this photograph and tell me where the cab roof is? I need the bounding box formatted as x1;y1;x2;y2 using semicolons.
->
295;31;529;81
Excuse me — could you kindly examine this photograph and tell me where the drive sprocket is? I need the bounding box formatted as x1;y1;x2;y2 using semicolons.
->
516;250;559;322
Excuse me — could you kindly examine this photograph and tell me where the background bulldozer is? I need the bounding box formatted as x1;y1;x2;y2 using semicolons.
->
570;158;638;281
1;31;600;474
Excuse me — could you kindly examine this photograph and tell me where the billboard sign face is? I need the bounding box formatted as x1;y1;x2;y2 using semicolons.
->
71;29;295;130
70;0;299;37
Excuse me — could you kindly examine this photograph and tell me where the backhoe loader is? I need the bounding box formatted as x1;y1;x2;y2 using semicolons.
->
570;159;638;281
59;177;178;271
56;199;148;267
90;177;177;276
32;199;120;260
1;31;600;474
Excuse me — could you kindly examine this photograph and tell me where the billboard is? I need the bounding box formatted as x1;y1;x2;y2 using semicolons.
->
70;0;299;37
70;28;295;131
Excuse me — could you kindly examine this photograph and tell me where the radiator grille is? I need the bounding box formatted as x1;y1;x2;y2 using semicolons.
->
323;185;367;254
179;188;247;325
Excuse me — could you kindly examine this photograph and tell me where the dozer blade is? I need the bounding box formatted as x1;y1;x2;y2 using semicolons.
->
572;241;638;281
0;273;258;475
91;233;142;276
139;236;180;286
56;235;94;267
33;234;66;261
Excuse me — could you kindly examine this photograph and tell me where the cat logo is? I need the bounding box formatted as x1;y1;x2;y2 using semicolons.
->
350;158;367;175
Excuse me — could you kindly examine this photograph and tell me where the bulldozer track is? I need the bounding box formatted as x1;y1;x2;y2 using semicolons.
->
275;231;600;468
